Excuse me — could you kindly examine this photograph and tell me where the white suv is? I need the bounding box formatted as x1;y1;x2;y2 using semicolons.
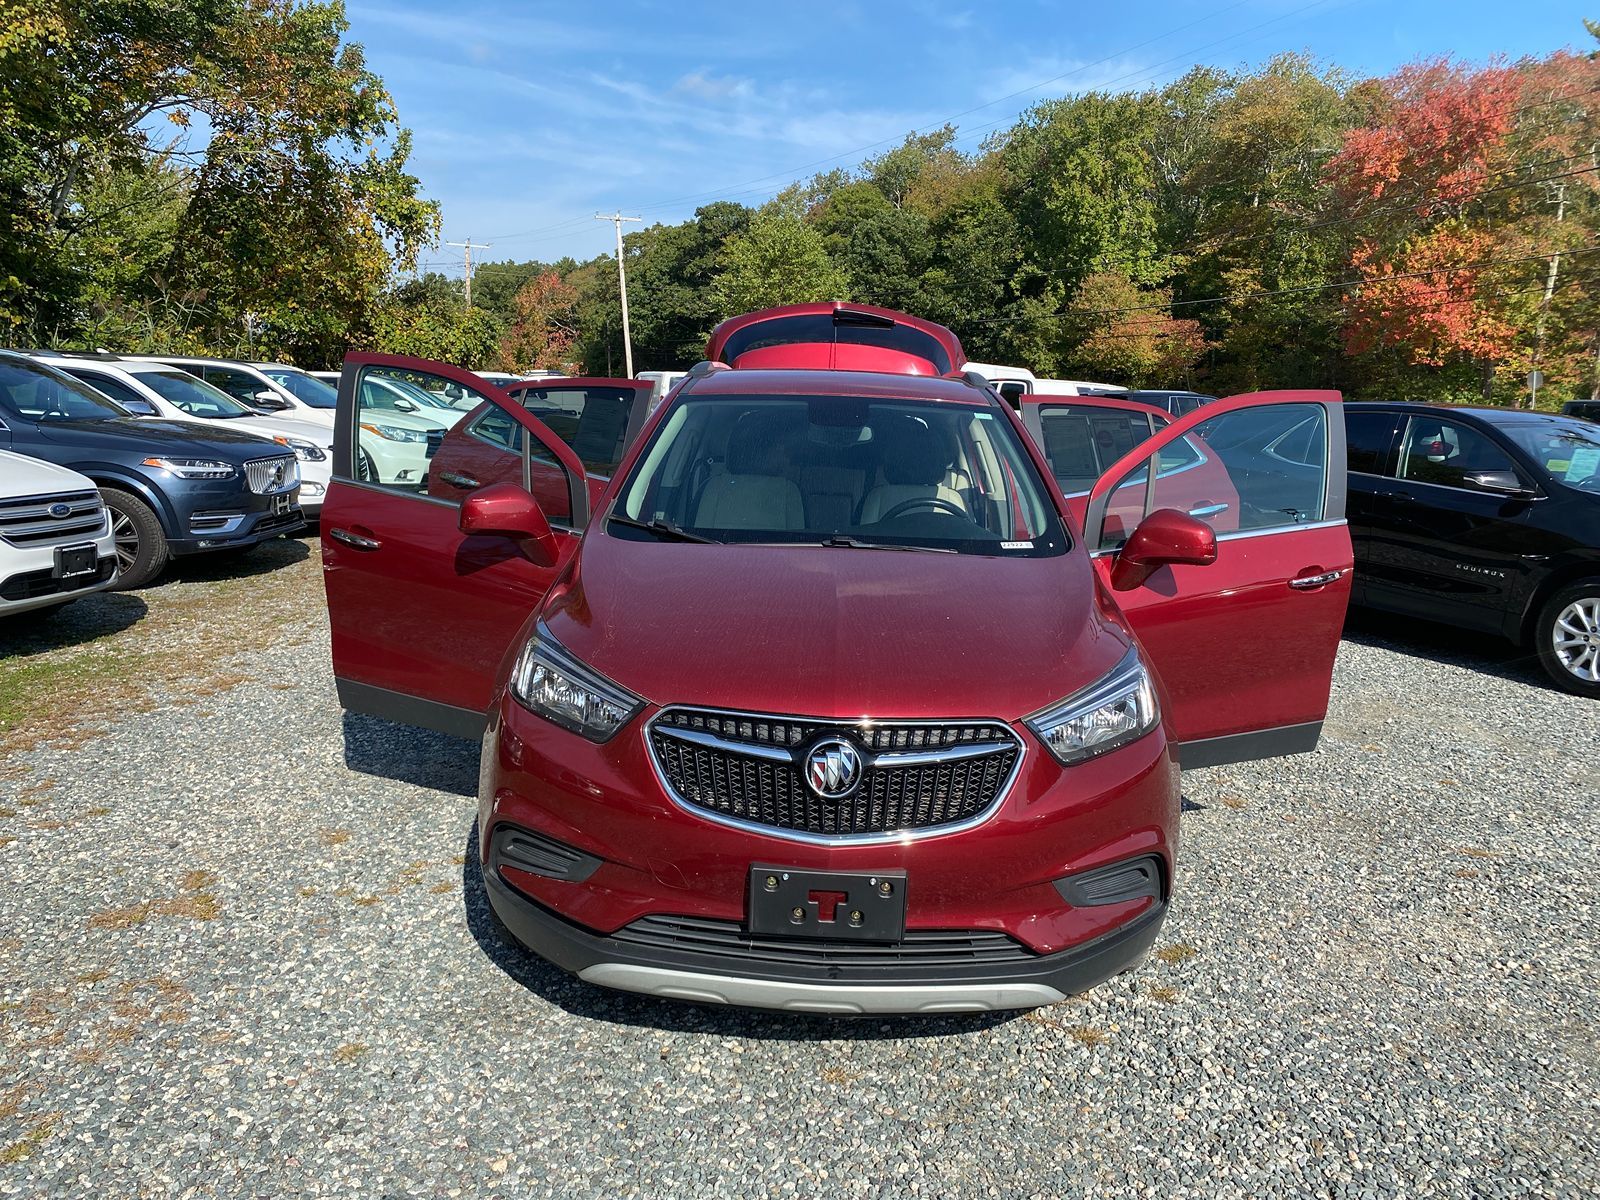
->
36;355;335;516
0;450;118;616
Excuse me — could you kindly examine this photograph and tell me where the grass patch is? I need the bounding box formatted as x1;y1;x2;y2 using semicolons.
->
820;1065;861;1085
1458;846;1502;860
332;1042;368;1064
319;828;351;847
1069;1026;1110;1046
0;1116;56;1166
1146;985;1180;1003
1154;943;1198;965
429;881;454;894
89;872;222;929
0;541;317;756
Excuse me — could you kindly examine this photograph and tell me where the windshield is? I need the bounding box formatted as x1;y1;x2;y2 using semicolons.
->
614;394;1068;555
1497;416;1600;492
262;368;338;408
0;359;130;421
138;370;256;418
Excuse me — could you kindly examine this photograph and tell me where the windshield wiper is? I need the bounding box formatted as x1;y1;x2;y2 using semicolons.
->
608;514;720;544
819;534;955;554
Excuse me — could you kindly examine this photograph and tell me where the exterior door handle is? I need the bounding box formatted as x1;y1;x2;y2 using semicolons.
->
439;470;480;489
327;527;381;551
1187;502;1229;518
1289;568;1347;590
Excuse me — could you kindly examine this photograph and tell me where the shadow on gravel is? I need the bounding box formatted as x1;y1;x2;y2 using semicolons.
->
162;534;312;584
458;822;1019;1040
341;712;479;796
0;590;149;655
1341;606;1549;690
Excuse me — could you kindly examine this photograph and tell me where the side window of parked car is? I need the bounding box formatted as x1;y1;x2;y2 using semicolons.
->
1345;412;1402;476
66;371;146;410
508;386;639;477
354;364;576;526
1037;407;1162;496
1397;418;1519;491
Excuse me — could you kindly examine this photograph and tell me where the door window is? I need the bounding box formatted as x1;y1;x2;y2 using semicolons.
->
1398;418;1518;491
508;385;641;476
200;365;267;403
1344;411;1402;477
353;363;577;525
1037;406;1162;496
1097;403;1328;548
65;370;147;410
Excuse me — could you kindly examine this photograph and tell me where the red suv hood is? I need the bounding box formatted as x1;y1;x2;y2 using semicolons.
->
542;530;1129;721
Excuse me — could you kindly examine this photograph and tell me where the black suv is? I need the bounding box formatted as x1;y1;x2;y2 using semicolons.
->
1345;402;1600;696
0;352;303;588
1563;399;1600;422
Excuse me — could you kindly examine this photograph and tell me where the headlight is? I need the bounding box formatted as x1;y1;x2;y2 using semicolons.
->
273;436;327;462
508;624;643;743
1025;646;1160;765
141;457;236;480
359;422;428;443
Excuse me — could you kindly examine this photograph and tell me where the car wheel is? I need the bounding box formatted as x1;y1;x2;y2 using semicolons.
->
1534;579;1600;698
100;488;169;591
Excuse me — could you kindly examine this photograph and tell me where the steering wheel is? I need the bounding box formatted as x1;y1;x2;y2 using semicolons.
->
878;497;967;522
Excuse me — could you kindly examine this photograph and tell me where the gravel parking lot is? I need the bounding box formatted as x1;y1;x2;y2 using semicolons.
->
2;540;1597;1199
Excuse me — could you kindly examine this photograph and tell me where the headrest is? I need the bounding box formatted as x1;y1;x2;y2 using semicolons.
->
878;416;948;486
726;410;798;476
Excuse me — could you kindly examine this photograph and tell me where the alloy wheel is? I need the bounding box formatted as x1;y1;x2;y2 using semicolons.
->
112;509;140;573
1552;596;1600;683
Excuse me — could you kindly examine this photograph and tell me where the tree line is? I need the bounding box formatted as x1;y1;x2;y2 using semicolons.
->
3;5;1596;405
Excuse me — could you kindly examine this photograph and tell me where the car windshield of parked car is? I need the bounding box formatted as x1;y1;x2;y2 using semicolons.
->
615;394;1068;556
261;368;338;408
139;371;256;418
0;359;130;421
1496;416;1600;491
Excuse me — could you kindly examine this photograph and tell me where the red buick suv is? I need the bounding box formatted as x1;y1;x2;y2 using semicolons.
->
321;310;1350;1014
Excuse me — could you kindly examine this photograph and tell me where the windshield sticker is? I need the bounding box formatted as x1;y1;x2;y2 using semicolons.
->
1002;540;1033;550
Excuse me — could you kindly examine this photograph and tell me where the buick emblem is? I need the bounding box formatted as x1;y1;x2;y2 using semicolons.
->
805;738;863;801
47;502;72;519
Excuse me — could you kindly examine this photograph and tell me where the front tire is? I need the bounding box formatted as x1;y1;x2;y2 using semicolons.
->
1534;579;1600;698
100;488;169;591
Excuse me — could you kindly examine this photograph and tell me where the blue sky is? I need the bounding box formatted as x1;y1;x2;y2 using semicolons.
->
346;0;1592;272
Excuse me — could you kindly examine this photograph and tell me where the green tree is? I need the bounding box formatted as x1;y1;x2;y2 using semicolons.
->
710;210;848;314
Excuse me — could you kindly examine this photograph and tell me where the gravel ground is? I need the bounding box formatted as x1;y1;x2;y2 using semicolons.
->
2;542;1597;1198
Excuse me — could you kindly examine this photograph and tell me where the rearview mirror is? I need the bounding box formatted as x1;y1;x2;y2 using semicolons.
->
1110;508;1218;591
459;482;559;565
1466;470;1536;498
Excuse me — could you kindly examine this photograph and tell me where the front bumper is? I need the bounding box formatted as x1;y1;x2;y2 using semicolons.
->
486;866;1166;1014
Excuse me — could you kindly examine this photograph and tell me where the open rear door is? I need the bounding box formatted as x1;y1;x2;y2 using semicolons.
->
322;354;594;738
1082;391;1352;768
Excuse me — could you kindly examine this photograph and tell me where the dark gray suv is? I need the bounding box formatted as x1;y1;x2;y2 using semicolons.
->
0;352;304;588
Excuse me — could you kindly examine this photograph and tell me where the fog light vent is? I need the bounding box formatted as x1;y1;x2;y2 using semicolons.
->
1055;855;1164;908
490;824;602;884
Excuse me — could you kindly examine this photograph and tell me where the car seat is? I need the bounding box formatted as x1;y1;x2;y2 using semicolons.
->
860;416;967;524
692;411;806;530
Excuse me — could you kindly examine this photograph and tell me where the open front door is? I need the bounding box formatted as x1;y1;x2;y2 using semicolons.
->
322;354;594;739
1083;391;1352;768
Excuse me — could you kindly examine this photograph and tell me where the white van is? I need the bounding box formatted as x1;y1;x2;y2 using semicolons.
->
962;362;1125;407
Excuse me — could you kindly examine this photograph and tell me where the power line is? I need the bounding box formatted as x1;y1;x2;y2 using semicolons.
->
444;238;491;305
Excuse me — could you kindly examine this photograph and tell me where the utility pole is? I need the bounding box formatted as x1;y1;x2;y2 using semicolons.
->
445;238;491;306
595;212;642;376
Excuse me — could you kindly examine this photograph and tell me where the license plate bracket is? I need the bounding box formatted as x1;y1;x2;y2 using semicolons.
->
52;543;97;579
747;865;907;942
271;492;293;515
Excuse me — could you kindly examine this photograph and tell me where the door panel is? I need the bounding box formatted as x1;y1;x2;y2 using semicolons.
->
1084;391;1352;767
323;354;593;736
1357;416;1533;630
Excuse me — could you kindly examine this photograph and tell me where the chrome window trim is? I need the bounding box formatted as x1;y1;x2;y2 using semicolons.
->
643;705;1027;847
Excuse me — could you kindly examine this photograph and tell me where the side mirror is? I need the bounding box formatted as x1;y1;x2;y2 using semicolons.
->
394;398;417;412
459;482;559;565
1466;470;1536;498
253;390;289;410
1110;508;1218;591
122;398;159;417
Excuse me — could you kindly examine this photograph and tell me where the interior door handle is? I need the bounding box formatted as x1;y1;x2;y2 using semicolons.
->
1289;568;1347;590
327;527;381;551
439;470;480;489
1187;502;1229;518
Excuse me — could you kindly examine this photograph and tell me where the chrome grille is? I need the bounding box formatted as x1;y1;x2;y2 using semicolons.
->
243;456;299;494
0;489;106;548
648;707;1022;841
615;914;1034;967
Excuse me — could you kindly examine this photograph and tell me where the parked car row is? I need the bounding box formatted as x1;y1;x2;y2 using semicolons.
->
0;351;309;599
